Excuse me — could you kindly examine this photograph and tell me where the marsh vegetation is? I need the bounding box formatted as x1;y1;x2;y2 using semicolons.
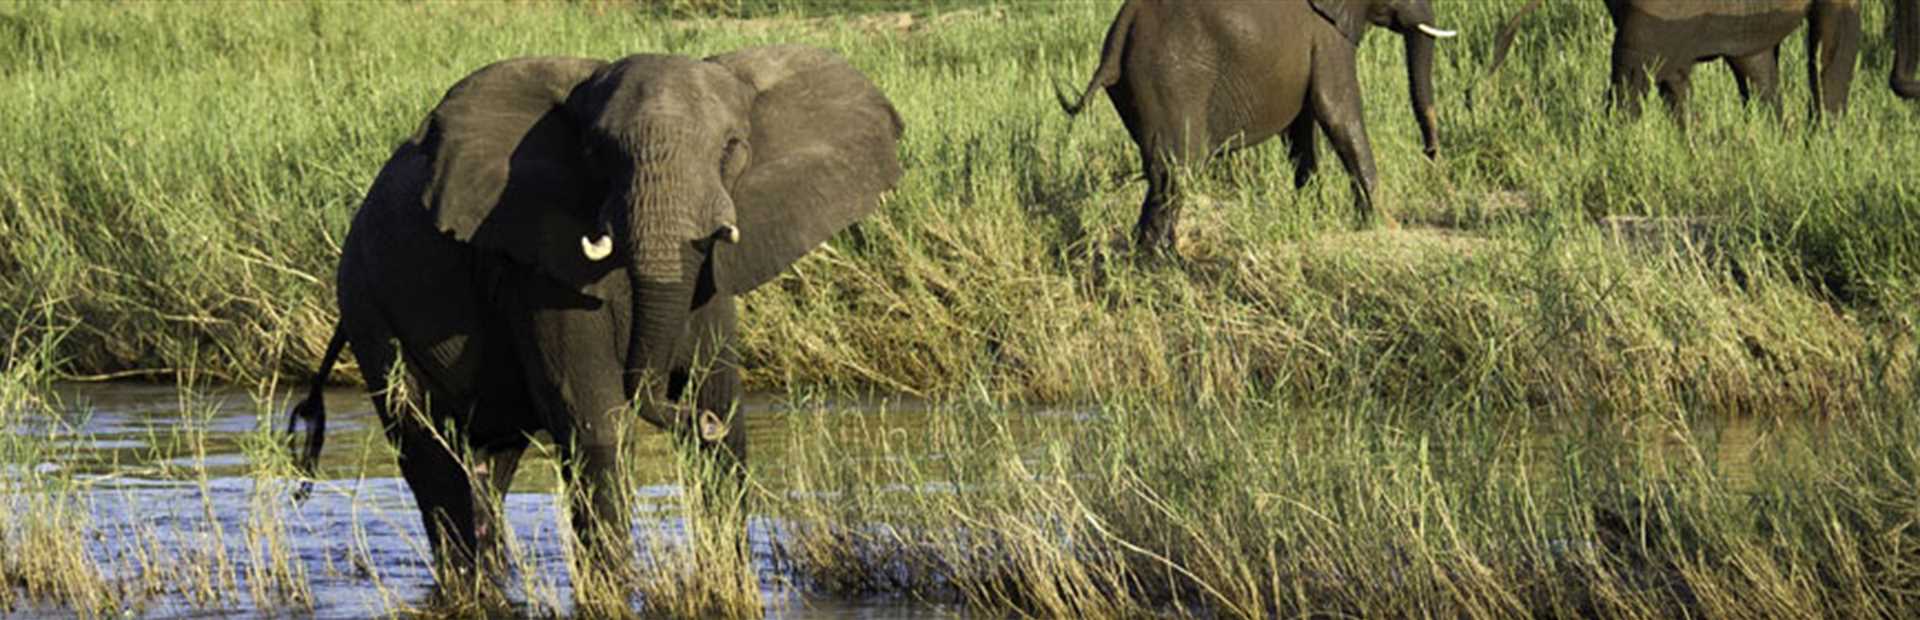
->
4;0;1920;617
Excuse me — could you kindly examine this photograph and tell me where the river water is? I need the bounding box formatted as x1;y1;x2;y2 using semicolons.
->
2;381;1790;619
2;383;963;619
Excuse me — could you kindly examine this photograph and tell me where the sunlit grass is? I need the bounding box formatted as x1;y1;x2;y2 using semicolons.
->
0;378;1918;616
0;0;1914;414
770;393;1920;617
3;0;1920;616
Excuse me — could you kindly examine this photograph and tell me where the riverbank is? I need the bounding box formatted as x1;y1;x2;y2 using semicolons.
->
1;382;1917;617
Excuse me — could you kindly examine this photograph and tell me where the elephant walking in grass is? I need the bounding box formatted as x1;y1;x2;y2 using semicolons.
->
1059;0;1457;254
283;45;903;590
1491;0;1920;122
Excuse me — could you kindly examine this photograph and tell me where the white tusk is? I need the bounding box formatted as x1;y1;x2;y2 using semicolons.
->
719;224;740;244
581;234;613;261
1417;24;1457;38
698;410;730;442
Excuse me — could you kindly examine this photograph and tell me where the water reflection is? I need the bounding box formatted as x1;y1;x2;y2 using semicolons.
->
1;382;1794;618
3;383;963;619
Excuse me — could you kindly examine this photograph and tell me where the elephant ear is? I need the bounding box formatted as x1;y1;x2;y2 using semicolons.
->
1310;0;1371;44
707;45;905;294
414;56;616;293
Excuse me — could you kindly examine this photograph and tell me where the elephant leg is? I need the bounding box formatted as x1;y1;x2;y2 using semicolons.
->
1655;65;1695;128
1806;1;1862;119
503;275;636;577
1894;0;1920;98
465;327;538;574
1306;48;1383;228
1727;48;1783;115
686;298;746;474
1609;45;1658;119
469;439;526;575
1133;149;1184;255
1286;114;1319;190
387;372;482;583
339;283;480;582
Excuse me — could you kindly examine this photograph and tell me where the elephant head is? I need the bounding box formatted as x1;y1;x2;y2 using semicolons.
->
1310;0;1456;158
411;45;903;442
1895;0;1920;98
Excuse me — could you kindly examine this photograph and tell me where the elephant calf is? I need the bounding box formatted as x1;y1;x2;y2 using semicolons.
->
284;45;903;586
1059;0;1457;253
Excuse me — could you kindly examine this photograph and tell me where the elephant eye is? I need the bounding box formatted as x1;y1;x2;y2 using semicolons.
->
720;137;749;179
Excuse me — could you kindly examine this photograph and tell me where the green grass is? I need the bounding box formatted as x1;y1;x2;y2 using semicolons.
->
2;0;1918;414
4;3;1920;614
770;391;1920;618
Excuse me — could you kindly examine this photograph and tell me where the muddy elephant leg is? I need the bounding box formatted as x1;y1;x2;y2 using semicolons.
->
1307;49;1383;228
1286;114;1320;190
1806;0;1862;119
1727;47;1783;117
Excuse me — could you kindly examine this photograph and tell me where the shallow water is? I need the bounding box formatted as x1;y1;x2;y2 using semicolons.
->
0;382;1788;618
2;382;969;619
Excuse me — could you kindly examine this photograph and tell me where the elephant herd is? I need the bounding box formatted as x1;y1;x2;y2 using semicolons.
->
280;0;1920;591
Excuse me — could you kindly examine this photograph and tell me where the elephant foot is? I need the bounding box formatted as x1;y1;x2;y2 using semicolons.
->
1895;77;1920;100
1131;222;1179;257
424;565;513;617
1362;211;1401;231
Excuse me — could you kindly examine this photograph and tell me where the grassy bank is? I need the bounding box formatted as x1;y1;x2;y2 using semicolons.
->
3;0;1919;412
6;2;1920;615
773;394;1920;618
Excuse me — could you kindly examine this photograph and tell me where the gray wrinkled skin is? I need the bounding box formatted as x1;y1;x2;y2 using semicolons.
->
282;45;903;591
1493;0;1920;123
1059;0;1448;253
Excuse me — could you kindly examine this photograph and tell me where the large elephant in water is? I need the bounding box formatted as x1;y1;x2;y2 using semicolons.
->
1492;0;1920;121
1058;0;1457;253
283;45;903;584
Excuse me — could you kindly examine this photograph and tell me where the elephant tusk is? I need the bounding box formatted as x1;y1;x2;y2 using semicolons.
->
719;223;740;244
581;234;613;261
1417;24;1458;39
698;409;730;442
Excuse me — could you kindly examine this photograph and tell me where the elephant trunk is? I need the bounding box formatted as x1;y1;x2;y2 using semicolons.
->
1405;31;1440;159
624;271;698;433
615;166;703;437
613;165;731;444
1895;0;1920;99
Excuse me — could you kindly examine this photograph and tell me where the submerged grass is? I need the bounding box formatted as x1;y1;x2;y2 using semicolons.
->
0;383;771;618
770;393;1920;618
7;381;1920;618
0;0;1915;414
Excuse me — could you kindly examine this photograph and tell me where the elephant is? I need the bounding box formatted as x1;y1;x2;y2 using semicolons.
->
281;44;903;585
1490;0;1920;122
1057;0;1457;253
1898;0;1920;96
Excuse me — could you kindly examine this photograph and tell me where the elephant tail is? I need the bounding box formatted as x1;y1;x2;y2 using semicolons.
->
285;323;347;502
1058;0;1140;118
1489;0;1545;75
